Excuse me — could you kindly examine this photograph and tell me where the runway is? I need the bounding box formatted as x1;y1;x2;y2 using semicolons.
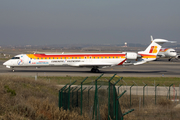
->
0;59;180;77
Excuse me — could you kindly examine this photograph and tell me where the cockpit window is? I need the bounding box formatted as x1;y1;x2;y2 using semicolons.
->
170;51;176;52
11;57;20;59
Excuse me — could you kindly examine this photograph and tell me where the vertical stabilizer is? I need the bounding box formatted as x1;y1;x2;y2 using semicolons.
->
137;37;175;63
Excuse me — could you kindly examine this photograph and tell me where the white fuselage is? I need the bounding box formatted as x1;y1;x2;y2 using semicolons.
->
3;37;174;72
157;48;177;58
3;53;127;69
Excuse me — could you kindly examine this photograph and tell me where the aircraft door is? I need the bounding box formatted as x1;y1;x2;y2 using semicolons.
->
17;55;25;66
23;55;30;65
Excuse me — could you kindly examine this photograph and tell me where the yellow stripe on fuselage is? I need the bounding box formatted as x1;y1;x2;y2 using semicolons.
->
26;54;126;59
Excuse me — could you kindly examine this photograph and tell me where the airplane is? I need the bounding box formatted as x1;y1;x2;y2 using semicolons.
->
3;37;174;72
157;48;179;61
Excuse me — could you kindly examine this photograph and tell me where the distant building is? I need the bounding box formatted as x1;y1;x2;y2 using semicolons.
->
122;42;127;47
25;45;31;47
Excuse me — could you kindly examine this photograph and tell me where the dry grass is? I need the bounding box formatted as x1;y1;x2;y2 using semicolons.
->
120;95;180;120
0;75;180;120
0;75;90;120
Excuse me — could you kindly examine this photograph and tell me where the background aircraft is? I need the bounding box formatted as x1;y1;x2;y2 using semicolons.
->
3;37;174;72
157;48;180;61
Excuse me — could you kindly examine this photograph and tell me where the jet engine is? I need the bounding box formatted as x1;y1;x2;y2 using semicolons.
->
123;52;138;59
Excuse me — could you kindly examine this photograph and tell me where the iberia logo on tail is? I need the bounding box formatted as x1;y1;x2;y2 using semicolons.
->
149;46;158;53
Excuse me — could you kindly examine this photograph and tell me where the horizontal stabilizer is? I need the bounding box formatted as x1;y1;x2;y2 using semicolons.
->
153;39;176;45
133;60;146;65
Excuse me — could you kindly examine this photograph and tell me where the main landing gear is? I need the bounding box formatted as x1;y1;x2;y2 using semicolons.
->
168;58;172;61
91;68;100;73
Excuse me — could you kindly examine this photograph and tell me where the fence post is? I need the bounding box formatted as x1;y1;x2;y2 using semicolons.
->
59;84;68;109
163;84;169;99
93;73;104;120
108;74;117;120
81;77;88;115
172;86;177;103
155;84;159;105
130;84;134;107
68;80;77;110
169;84;173;100
116;90;126;120
143;84;147;107
113;77;123;119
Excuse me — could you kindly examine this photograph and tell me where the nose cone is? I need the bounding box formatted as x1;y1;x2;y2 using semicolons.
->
170;52;177;57
3;61;9;66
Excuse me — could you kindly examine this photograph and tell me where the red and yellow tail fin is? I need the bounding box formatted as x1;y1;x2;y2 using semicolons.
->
138;37;175;62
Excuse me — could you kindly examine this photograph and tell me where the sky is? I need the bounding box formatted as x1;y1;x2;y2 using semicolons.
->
0;0;180;46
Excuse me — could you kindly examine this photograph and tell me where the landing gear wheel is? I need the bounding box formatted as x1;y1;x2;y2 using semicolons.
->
91;68;99;73
168;58;172;61
95;69;99;73
12;69;15;72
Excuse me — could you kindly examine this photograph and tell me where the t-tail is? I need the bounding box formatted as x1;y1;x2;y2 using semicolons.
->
123;36;176;65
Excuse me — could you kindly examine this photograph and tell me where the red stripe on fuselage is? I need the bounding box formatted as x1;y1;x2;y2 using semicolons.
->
118;58;127;65
33;54;126;57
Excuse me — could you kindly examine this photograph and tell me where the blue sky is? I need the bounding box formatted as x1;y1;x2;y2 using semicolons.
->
0;1;180;45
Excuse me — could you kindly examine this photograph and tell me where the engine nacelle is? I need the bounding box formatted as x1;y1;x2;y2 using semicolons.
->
123;52;138;59
176;55;180;59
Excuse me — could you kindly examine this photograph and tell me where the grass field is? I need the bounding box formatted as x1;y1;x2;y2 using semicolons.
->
38;76;180;86
0;75;180;120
